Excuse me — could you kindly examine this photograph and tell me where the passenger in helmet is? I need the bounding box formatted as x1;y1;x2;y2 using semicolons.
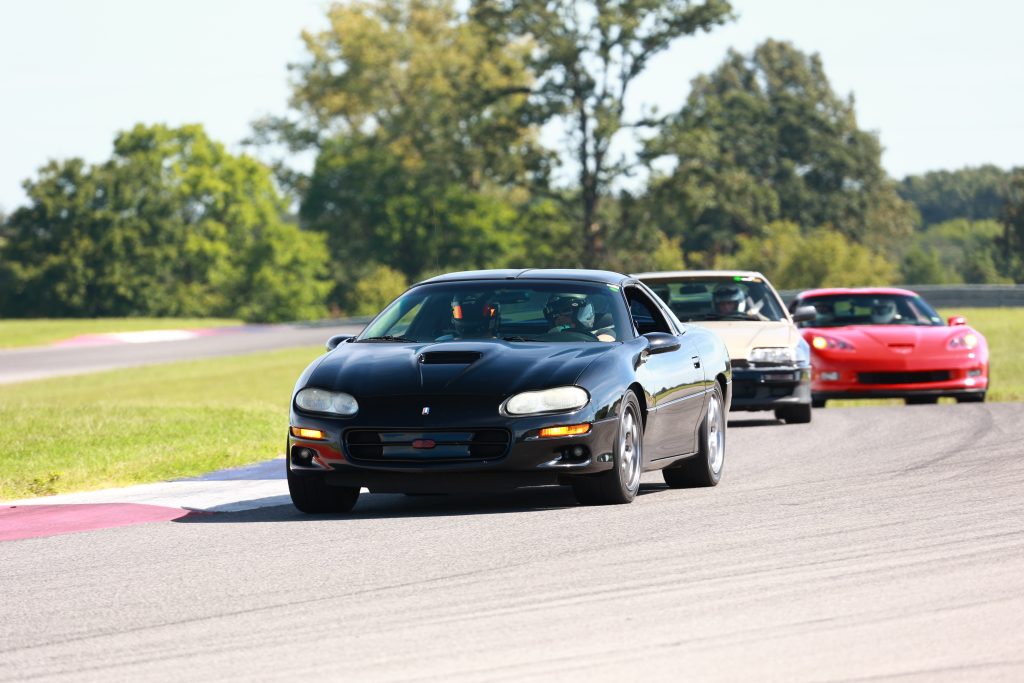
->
448;293;500;338
543;294;615;341
870;299;898;324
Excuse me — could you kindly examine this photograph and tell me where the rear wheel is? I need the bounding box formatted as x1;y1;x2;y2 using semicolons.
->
288;466;360;514
775;403;812;424
663;383;725;488
572;392;643;505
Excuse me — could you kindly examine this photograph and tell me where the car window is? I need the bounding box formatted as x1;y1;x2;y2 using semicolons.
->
642;276;786;322
359;281;631;343
625;287;673;335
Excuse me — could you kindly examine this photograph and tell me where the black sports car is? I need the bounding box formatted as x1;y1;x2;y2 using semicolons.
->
287;269;732;512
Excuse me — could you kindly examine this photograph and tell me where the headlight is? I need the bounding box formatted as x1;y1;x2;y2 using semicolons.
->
294;388;359;416
748;347;798;365
505;386;589;415
810;335;854;351
948;333;978;350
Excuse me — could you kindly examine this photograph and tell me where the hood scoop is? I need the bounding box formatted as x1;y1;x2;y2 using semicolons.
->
419;351;482;365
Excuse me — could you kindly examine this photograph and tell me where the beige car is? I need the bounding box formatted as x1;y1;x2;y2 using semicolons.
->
634;270;816;423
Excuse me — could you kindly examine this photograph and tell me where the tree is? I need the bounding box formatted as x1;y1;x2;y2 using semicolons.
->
0;124;330;321
715;221;898;290
254;0;564;298
645;40;916;256
1001;170;1024;282
474;0;733;267
900;219;1011;285
899;165;1016;227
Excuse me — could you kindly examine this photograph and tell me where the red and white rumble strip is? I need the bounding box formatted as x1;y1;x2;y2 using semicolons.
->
0;458;297;542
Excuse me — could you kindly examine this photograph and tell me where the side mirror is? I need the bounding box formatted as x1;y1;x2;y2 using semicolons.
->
792;306;817;323
643;332;681;354
948;316;967;327
326;335;352;350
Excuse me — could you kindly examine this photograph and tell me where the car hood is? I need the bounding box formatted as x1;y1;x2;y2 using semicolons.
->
686;321;798;361
306;340;617;397
802;325;977;350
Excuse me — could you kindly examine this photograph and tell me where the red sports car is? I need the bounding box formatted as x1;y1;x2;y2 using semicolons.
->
791;288;989;406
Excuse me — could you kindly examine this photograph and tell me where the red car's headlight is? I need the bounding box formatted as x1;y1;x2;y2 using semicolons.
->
948;333;978;350
810;335;854;351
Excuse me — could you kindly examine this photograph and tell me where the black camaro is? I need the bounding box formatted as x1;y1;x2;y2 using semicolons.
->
287;269;732;512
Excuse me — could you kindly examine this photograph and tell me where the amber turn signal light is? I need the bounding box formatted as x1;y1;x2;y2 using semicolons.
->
291;426;326;440
538;423;591;438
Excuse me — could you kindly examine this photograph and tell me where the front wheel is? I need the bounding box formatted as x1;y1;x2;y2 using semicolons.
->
572;391;643;505
288;466;360;514
663;383;725;488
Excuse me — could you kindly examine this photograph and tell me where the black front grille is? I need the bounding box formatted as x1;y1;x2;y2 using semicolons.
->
344;429;511;463
858;371;951;385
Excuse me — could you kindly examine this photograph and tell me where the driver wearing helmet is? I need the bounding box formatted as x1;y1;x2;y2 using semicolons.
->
713;285;747;317
870;299;898;325
444;293;500;339
544;294;615;341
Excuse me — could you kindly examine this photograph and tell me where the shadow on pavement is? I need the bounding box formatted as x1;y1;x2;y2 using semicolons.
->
174;482;669;523
727;418;782;428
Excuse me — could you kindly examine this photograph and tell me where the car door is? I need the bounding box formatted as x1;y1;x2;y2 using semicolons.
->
624;285;706;459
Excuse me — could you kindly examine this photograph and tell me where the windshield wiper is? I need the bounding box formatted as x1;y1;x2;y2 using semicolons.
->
358;335;418;343
501;336;536;342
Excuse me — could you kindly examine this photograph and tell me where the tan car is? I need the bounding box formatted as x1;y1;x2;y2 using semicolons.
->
634;270;816;423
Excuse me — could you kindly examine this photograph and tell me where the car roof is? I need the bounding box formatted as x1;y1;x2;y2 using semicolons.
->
632;269;770;281
796;287;920;298
417;269;631;286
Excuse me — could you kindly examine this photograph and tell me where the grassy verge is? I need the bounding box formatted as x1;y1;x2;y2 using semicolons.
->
0;318;242;349
828;307;1022;407
0;346;324;500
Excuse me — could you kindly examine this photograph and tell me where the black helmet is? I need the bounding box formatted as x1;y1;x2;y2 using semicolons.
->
451;294;500;337
544;294;595;330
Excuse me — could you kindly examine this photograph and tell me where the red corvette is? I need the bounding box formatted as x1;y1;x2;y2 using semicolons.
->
790;288;989;406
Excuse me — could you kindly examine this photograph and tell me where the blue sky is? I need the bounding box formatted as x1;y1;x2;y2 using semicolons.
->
1;0;1022;212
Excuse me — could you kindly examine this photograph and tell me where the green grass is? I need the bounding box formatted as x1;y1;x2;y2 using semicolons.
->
828;307;1022;407
0;318;242;349
0;346;324;500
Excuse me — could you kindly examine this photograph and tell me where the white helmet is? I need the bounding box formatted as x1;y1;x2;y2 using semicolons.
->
871;300;897;324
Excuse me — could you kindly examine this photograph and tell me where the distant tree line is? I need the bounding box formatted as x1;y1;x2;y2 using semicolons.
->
1;0;1022;321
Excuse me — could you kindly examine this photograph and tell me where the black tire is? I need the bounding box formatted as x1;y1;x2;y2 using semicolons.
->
956;392;986;403
572;391;643;505
905;395;939;405
288;466;360;514
775;403;812;424
663;383;726;488
811;396;827;409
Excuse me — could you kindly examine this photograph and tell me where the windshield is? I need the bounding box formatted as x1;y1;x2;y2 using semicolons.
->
357;281;630;343
641;276;787;322
796;294;944;328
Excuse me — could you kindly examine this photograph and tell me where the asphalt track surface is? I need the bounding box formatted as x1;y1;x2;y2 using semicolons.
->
0;323;365;384
2;403;1022;682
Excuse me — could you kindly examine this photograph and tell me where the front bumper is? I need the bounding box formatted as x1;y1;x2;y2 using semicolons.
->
810;356;988;400
729;364;811;411
287;413;620;493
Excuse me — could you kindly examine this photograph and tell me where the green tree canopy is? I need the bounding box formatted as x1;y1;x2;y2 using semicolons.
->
1001;170;1024;282
645;39;915;256
715;221;898;290
899;165;1017;227
473;0;733;267
900;219;1011;285
0;124;330;322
